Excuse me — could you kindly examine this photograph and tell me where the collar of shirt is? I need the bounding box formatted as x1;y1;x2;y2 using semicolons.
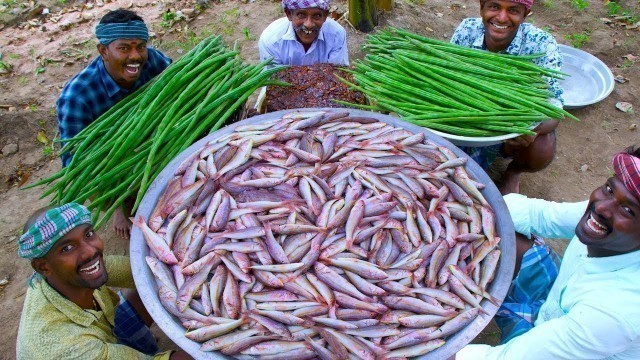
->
471;23;525;55
282;21;326;51
39;279;116;328
581;246;640;274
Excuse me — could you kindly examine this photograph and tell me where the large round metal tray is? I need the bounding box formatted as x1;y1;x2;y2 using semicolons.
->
131;108;516;359
558;44;615;109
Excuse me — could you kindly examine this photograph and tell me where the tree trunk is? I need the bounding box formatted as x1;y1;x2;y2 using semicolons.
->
348;0;378;33
376;0;393;11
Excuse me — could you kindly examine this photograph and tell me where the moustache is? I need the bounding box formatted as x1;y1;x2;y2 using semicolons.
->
294;25;320;33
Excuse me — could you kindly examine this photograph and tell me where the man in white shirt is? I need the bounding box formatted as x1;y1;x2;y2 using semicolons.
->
258;0;349;67
457;145;640;359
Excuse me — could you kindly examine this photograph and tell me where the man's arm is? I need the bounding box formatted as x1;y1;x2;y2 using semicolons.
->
450;18;478;47
258;35;285;67
57;96;93;166
533;37;564;108
458;303;637;359
105;255;135;288
60;336;172;360
146;48;173;76
326;42;349;66
326;22;349;66
504;193;587;240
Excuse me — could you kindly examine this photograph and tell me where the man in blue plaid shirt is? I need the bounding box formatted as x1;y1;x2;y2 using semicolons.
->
57;9;171;238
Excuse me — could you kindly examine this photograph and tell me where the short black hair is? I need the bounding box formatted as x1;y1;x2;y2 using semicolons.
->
99;9;144;24
626;145;640;158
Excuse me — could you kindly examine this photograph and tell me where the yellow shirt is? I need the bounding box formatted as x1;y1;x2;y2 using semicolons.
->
16;255;172;360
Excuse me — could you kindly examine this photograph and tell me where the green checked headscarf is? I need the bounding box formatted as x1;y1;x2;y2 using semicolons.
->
19;203;92;260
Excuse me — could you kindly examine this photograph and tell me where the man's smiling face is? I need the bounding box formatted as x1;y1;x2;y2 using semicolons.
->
98;38;149;89
285;8;328;49
575;177;640;257
33;224;108;292
480;0;529;52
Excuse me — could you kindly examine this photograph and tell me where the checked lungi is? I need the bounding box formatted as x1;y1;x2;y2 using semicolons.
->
494;236;561;344
114;293;159;355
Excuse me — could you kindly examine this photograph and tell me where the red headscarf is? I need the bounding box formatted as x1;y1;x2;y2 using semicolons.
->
510;0;534;10
612;152;640;202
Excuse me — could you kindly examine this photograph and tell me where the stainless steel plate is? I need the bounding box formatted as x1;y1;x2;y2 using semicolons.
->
558;44;615;109
131;108;516;360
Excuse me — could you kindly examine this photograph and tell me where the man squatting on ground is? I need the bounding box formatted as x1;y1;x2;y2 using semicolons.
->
451;0;564;195
15;203;192;359
56;9;172;239
259;0;349;66
456;146;640;359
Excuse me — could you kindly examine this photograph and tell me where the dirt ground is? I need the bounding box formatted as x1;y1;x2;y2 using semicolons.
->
0;0;638;357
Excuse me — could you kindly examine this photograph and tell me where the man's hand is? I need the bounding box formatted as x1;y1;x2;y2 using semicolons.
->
170;350;194;360
505;119;559;149
505;133;537;148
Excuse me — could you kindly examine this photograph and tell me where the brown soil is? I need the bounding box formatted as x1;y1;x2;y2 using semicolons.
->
0;0;638;357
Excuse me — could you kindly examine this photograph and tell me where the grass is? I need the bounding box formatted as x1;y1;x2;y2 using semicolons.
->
570;0;589;11
541;0;554;7
565;32;590;48
606;1;622;15
619;59;634;69
0;52;12;73
242;27;256;41
606;1;639;24
161;11;178;28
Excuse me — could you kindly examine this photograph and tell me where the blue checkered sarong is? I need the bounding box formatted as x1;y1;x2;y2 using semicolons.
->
459;144;502;170
494;237;561;344
114;297;159;355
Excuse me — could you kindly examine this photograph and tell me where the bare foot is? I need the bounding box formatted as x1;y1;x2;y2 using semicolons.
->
113;207;132;239
499;169;521;195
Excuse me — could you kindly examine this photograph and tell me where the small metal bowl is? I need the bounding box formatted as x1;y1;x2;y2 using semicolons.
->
558;44;615;109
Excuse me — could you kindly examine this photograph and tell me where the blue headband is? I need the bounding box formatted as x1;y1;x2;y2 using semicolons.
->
95;20;149;45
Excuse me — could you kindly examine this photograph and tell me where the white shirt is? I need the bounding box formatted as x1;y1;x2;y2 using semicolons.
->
258;17;349;67
458;193;640;360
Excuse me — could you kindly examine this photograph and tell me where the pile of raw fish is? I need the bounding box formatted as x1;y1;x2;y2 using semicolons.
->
135;110;502;359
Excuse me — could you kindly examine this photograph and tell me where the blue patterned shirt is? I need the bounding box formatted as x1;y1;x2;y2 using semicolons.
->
57;47;172;166
451;18;564;107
